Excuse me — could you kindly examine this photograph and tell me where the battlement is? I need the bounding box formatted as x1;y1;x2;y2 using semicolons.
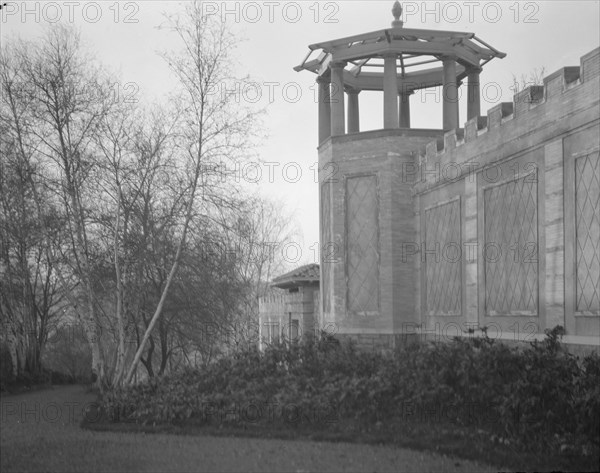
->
414;46;600;193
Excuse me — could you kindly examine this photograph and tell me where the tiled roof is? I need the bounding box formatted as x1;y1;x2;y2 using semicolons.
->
271;263;320;288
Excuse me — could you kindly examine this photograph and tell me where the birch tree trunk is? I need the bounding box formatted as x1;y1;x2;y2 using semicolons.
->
123;3;258;383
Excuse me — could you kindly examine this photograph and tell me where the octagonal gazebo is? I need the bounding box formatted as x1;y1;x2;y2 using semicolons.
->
295;1;506;142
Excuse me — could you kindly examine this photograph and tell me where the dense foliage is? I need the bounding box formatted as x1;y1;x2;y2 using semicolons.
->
102;327;599;457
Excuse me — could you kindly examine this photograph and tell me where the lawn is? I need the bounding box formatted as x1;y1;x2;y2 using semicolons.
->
1;385;496;472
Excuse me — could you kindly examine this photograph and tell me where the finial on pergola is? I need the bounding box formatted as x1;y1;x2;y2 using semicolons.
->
392;1;403;28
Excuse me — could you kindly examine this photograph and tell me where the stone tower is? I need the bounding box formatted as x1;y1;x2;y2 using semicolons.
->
295;2;506;341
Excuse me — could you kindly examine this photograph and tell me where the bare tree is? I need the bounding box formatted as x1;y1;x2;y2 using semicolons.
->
0;37;75;380
123;4;259;384
1;7;290;389
92;101;181;385
1;25;120;387
0;135;64;378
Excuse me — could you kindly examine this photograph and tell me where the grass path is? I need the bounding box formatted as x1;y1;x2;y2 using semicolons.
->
1;385;499;472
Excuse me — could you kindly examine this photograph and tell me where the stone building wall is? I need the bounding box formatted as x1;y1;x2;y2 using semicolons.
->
258;285;319;349
413;46;599;347
319;47;599;352
258;289;287;349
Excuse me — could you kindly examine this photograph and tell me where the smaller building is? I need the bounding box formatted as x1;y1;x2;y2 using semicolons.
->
258;264;320;349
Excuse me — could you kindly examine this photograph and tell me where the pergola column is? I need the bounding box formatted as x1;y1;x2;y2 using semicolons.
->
317;76;331;143
383;53;399;129
398;90;413;128
442;56;459;130
467;68;481;120
330;61;346;136
347;87;360;133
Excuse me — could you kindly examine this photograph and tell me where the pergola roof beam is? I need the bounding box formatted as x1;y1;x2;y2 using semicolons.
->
311;26;476;52
349;58;371;76
332;41;481;67
401;57;440;68
392;27;474;39
310;29;388;51
352;56;438;70
316;54;332;76
341;64;467;91
473;35;507;58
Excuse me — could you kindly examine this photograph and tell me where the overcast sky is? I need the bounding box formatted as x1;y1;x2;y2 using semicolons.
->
2;1;599;269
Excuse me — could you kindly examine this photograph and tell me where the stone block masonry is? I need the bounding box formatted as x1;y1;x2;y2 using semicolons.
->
318;47;599;352
413;47;599;346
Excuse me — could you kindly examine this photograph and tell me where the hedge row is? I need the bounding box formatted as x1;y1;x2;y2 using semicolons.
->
102;327;599;455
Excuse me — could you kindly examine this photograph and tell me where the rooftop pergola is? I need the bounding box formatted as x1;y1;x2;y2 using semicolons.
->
295;1;506;141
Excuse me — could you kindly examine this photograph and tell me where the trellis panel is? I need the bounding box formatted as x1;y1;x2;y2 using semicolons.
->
424;198;462;315
345;175;379;316
575;152;600;314
484;175;539;316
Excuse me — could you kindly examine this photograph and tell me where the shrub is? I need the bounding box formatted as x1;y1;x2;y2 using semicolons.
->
101;328;600;456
